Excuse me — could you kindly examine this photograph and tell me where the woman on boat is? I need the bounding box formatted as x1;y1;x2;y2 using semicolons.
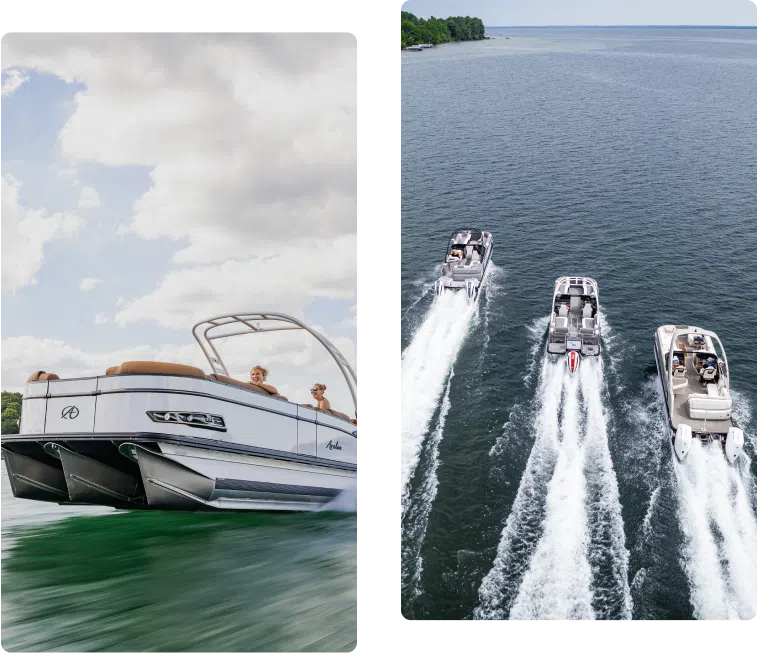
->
249;366;280;396
310;383;331;411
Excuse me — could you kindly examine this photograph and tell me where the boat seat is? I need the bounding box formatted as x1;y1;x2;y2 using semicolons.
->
580;318;595;335
558;304;568;318
106;361;206;378
27;370;60;382
701;367;717;382
673;365;686;379
687;393;732;420
554;317;569;334
672;378;688;395
582;303;592;319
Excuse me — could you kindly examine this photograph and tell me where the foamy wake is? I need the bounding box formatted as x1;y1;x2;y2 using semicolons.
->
401;291;477;507
401;369;454;597
674;439;757;619
476;356;632;619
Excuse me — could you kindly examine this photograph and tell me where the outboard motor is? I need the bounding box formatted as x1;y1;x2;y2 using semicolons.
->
674;424;693;461
465;279;476;300
566;350;580;375
725;427;744;465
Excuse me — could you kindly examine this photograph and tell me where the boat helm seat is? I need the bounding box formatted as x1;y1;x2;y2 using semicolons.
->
554;317;569;334
701;367;717;382
580;318;594;335
673;365;686;379
582;303;592;319
558;304;569;318
27;370;60;382
106;361;206;378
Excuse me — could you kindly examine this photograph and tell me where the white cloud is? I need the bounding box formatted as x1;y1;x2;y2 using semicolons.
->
1;68;29;96
2;34;357;264
93;312;108;324
78;186;100;208
79;277;103;291
1;176;84;293
342;303;357;328
1;330;357;414
114;233;357;329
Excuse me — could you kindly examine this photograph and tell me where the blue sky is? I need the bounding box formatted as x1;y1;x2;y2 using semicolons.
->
1;34;356;408
402;0;757;26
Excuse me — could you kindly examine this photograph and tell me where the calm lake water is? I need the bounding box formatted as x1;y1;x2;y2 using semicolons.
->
401;27;757;620
1;465;356;651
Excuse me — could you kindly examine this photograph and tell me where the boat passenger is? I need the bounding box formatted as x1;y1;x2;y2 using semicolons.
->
310;383;331;411
249;365;280;396
450;247;463;259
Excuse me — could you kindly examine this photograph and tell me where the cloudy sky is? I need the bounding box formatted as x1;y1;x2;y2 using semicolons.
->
402;0;757;25
1;33;357;411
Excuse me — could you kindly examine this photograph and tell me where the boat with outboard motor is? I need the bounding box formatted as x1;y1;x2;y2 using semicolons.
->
436;229;493;301
1;312;357;511
654;325;743;464
547;276;601;375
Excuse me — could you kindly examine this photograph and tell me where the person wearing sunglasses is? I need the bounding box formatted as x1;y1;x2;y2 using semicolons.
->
310;383;330;411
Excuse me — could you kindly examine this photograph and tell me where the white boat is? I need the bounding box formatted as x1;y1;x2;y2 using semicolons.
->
547;276;601;375
436;229;493;301
654;325;743;463
1;312;357;511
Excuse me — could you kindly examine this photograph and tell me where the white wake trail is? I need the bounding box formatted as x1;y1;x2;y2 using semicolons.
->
509;368;595;619
401;291;477;506
674;440;757;619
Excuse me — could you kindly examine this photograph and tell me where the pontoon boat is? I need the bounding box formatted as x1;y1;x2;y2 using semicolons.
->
654;325;743;463
436;229;493;301
547;276;601;375
1;312;357;511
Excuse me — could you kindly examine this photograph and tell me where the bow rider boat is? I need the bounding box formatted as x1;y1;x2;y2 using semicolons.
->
1;312;357;511
547;276;601;374
654;325;743;464
436;229;493;301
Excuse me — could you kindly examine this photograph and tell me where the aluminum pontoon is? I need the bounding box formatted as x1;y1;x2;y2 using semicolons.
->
436;229;493;301
1;312;357;511
547;276;601;375
654;325;743;464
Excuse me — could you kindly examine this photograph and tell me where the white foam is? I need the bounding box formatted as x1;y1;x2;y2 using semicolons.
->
401;369;455;597
401;291;477;505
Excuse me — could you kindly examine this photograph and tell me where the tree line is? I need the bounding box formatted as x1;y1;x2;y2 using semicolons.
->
401;12;486;49
2;391;22;435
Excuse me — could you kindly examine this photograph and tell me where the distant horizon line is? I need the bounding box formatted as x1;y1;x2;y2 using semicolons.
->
483;24;757;29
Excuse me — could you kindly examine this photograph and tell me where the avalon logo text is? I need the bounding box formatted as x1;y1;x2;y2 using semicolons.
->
325;439;342;451
61;406;79;419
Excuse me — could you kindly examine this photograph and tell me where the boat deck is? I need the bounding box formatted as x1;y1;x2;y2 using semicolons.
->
670;353;732;435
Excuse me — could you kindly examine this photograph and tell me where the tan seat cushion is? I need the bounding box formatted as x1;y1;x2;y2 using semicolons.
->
27;370;60;382
107;361;206;378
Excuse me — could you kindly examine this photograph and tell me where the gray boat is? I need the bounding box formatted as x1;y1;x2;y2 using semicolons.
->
654;325;744;463
547;276;601;375
436;229;493;301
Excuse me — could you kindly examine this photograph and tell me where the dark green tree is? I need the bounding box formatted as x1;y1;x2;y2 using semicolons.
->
1;391;23;435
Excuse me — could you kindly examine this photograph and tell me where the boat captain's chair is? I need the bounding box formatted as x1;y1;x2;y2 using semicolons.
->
701;366;717;382
558;303;569;319
673;365;686;379
582;302;592;319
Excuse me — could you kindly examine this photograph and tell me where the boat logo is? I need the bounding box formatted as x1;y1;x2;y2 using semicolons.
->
325;439;342;451
61;405;79;419
146;410;226;432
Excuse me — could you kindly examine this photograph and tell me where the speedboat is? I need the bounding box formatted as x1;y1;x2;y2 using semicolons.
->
654;325;743;464
547;276;601;375
436;229;493;301
1;312;357;511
